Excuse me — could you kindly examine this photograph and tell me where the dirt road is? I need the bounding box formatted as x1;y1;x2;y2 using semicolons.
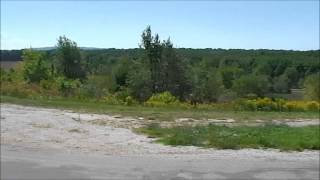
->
1;103;319;179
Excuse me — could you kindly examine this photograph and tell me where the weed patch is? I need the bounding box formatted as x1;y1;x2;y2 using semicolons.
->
137;124;320;151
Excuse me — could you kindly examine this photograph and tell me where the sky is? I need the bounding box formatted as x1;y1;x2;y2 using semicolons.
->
1;0;319;50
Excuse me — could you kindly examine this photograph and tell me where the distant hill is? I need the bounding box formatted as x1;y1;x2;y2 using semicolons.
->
31;47;104;51
0;47;104;61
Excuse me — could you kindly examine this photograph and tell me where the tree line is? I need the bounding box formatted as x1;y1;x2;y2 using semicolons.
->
1;26;319;102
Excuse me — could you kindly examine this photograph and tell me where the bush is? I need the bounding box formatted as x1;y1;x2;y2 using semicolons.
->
103;94;124;105
102;89;137;106
283;101;306;112
39;79;60;97
145;91;179;107
234;97;319;112
0;81;39;98
255;98;277;111
56;78;81;97
124;96;137;106
233;75;269;97
22;49;50;83
81;75;116;99
306;101;320;112
304;73;320;101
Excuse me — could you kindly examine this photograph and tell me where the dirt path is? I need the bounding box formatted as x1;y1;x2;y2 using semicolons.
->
1;103;319;179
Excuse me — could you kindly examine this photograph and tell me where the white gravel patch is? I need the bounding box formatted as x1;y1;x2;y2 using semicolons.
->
1;103;319;161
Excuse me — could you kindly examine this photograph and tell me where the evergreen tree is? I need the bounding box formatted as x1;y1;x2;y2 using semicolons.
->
56;36;86;79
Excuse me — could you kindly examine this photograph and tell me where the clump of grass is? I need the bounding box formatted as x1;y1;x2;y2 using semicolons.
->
137;124;320;151
31;123;53;129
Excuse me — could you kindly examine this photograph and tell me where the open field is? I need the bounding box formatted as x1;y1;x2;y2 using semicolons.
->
0;61;20;70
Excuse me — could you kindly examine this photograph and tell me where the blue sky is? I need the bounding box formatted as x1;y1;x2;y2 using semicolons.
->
1;1;319;50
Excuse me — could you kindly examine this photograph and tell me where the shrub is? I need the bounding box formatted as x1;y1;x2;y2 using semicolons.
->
255;98;277;111
124;96;137;106
39;79;60;97
284;101;306;112
103;94;124;105
102;89;137;106
80;75;116;99
0;81;39;98
57;78;81;97
22;49;50;83
304;73;320;101
234;97;319;112
233;98;257;111
306;101;320;112
145;91;179;107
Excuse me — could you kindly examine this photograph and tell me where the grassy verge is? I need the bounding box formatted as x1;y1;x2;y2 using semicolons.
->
137;124;320;151
1;95;319;121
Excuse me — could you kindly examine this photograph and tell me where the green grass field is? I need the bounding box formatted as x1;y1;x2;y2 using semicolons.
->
137;124;320;151
1;95;319;122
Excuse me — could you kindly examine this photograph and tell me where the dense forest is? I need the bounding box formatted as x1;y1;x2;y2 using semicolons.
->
1;26;319;105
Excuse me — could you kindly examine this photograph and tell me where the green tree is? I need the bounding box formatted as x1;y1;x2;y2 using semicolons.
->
189;65;206;104
161;38;190;99
141;26;163;93
233;75;269;97
304;73;320;101
127;60;152;102
56;36;86;79
140;26;190;99
113;57;131;88
204;71;224;102
273;75;289;93
219;67;243;89
22;49;49;83
283;67;299;88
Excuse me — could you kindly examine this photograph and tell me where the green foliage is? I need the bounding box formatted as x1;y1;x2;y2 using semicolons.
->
233;75;269;97
22;49;49;83
138;124;320;151
304;73;320;101
140;27;190;98
273;75;289;93
145;91;179;107
284;67;299;88
54;77;81;97
204;71;224;102
39;79;60;96
219;67;243;89
113;57;131;88
127;60;152;102
78;75;116;99
234;97;319;112
189;65;224;103
306;101;320;111
1;28;319;105
56;36;86;79
103;89;137;105
0;81;39;98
